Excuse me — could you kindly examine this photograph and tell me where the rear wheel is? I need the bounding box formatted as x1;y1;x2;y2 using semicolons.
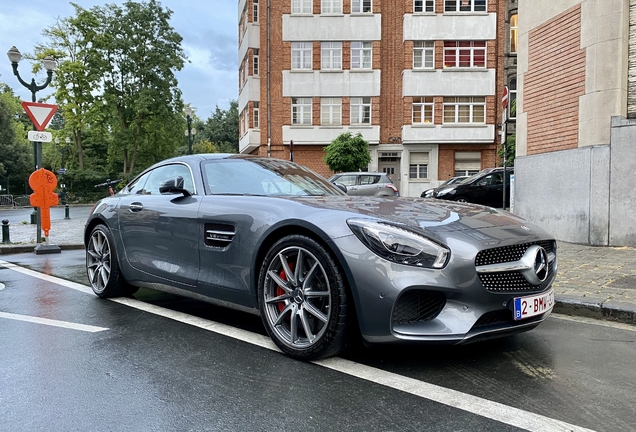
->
86;224;138;298
258;235;351;360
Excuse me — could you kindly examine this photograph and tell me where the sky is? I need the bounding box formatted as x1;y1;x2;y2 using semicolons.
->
0;0;238;120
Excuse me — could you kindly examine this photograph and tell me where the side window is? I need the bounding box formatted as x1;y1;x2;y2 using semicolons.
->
335;175;358;186
143;164;195;195
359;175;379;185
125;172;152;195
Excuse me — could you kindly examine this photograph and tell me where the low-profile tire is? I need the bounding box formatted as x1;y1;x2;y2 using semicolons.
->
86;224;138;298
258;235;351;361
454;197;468;203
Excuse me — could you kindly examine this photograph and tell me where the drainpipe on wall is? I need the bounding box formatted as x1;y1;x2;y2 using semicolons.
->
266;0;271;158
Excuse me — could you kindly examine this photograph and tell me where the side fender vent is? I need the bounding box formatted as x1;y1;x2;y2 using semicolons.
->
204;223;236;248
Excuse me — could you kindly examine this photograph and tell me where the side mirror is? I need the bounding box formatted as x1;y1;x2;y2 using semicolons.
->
334;182;347;194
159;176;191;196
477;180;488;187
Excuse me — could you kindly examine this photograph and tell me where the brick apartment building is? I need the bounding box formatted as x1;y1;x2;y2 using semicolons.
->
238;0;509;197
514;0;636;246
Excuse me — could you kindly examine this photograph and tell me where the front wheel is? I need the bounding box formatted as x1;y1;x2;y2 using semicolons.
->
258;235;352;360
86;224;138;298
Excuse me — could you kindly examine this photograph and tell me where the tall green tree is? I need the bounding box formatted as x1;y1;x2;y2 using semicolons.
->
324;132;371;173
0;85;32;195
200;101;239;153
499;133;516;166
90;0;187;173
33;7;103;170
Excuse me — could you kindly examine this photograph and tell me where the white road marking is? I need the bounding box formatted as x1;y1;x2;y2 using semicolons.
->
551;313;636;332
0;259;596;432
0;311;108;333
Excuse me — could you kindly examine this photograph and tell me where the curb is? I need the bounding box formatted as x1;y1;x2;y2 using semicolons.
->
0;244;85;255
554;296;636;325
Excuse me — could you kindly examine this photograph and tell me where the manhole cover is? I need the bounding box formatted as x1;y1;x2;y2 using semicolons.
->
608;275;636;289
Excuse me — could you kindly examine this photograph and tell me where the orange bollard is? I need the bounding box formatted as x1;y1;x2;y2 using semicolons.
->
29;168;59;237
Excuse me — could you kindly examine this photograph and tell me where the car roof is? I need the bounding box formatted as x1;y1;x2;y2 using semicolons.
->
333;172;388;176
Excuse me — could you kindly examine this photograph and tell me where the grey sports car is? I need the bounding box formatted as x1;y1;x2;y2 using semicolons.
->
85;154;557;360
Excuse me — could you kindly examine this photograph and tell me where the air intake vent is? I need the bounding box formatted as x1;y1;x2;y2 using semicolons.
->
392;290;446;325
475;240;555;266
204;223;235;248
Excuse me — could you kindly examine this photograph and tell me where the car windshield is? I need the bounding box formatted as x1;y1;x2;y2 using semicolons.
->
202;158;345;197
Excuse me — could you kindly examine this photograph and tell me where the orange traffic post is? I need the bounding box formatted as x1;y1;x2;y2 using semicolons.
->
29;168;61;254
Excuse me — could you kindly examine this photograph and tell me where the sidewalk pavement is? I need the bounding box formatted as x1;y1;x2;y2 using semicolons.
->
1;216;635;325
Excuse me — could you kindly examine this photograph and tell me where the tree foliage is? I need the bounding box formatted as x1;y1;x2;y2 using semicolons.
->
200;101;239;153
499;133;516;167
324;132;371;173
0;85;32;195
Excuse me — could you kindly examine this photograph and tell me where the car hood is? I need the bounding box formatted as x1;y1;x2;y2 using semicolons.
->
288;196;545;235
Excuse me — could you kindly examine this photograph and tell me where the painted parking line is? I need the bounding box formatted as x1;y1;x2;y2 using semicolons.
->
0;259;595;432
0;311;109;333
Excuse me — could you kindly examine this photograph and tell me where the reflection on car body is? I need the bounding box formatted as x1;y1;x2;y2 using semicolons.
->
85;155;554;361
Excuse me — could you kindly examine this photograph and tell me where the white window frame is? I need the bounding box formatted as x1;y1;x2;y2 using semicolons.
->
351;42;372;69
321;98;342;125
414;0;434;12
292;0;313;14
292;97;312;125
443;96;486;124
321;0;342;14
350;97;371;125
321;42;342;70
253;0;259;21
253;49;259;75
291;42;312;70
443;41;486;68
409;153;429;179
444;0;486;12
413;41;434;69
412;97;434;124
508;78;517;120
351;0;372;13
253;102;260;128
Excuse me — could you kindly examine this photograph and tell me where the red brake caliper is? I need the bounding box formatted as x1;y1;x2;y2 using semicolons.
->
276;262;294;313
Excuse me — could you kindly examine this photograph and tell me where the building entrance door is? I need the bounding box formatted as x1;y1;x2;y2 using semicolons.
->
378;160;401;194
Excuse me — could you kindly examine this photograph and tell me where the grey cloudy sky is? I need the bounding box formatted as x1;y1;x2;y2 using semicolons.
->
0;0;238;120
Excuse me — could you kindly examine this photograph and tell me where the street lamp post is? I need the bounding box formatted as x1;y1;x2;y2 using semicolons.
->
185;106;194;155
7;46;57;243
55;137;71;219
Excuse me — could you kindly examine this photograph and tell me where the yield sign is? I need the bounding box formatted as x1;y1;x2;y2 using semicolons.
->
21;101;58;131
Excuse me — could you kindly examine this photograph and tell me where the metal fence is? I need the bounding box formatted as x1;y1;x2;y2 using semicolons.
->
0;194;31;207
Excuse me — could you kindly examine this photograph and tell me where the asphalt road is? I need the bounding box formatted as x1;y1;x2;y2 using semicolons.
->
1;250;635;432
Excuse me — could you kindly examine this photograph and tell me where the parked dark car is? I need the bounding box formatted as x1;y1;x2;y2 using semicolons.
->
429;167;514;208
328;172;399;196
420;176;469;198
85;156;553;361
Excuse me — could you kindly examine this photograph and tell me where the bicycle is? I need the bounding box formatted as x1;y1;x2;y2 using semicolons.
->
94;179;123;197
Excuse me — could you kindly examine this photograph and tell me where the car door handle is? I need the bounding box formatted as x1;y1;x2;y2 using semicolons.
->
128;202;143;212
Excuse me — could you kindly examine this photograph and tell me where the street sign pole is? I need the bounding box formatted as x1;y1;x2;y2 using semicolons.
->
501;86;509;210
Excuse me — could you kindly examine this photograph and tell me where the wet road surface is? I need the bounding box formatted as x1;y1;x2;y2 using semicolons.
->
1;250;635;431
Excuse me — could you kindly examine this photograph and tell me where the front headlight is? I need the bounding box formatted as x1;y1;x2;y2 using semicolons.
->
436;187;456;197
347;219;450;268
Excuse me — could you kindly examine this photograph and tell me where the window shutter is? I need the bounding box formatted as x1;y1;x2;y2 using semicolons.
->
410;152;429;164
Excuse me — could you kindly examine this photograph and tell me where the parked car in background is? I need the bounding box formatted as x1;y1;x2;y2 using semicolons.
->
85;156;554;361
420;176;469;198
328;172;399;197
430;167;514;208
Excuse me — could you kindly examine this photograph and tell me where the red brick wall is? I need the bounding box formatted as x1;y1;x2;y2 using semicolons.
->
379;0;405;143
525;5;585;154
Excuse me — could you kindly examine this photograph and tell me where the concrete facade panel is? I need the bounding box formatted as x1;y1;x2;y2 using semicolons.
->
609;116;636;246
402;125;495;143
514;149;592;244
238;77;261;112
282;71;381;97
283;125;380;144
283;15;382;41
403;70;495;96
403;14;497;40
589;145;610;245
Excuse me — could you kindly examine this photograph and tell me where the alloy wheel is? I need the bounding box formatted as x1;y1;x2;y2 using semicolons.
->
263;246;331;349
87;229;112;293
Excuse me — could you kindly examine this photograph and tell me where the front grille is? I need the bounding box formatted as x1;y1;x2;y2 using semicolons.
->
479;261;555;292
473;309;513;328
204;223;235;247
476;241;555;293
475;240;555;266
392;290;446;325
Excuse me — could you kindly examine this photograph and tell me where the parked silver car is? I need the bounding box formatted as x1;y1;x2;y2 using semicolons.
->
328;172;399;197
85;155;556;361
